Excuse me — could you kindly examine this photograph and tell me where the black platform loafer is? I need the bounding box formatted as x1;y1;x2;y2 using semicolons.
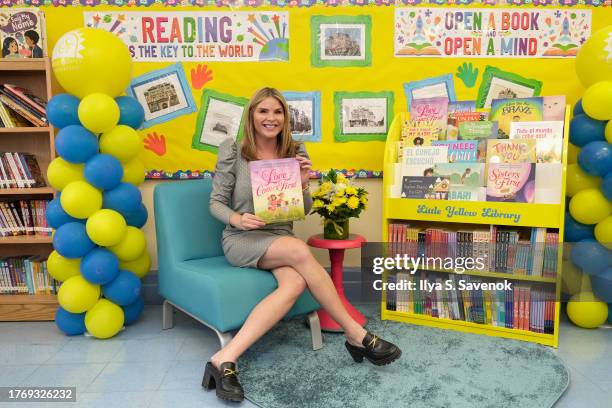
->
202;361;244;402
345;332;402;366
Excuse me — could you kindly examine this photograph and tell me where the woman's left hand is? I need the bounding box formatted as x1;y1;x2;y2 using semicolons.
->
296;154;312;187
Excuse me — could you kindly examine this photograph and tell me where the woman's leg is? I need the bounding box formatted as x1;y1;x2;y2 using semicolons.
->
258;237;367;347
209;266;307;367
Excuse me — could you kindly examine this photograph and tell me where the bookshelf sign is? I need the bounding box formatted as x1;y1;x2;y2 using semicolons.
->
83;11;290;62
395;8;592;58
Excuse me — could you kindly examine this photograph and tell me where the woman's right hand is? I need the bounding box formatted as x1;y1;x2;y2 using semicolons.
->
231;212;266;230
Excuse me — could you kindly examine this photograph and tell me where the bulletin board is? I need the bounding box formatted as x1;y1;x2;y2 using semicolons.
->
5;1;612;179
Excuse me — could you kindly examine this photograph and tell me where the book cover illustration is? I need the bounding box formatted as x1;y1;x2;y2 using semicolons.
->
401;176;449;200
433;163;484;188
487;140;537;164
432;140;478;163
543;96;566;121
486;163;536;203
409;97;448;140
401;119;439;146
489;97;544;139
509;121;564;163
249;158;304;224
0;9;46;58
447;111;487;140
401;145;448;178
458;121;498;163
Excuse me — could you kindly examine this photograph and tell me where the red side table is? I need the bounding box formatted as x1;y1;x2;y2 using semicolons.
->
307;233;367;332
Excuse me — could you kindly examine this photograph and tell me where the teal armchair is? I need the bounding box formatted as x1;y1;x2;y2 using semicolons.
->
154;179;323;350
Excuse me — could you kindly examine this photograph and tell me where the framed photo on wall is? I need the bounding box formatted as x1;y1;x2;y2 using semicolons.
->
311;15;372;68
127;63;196;129
476;66;543;108
282;91;322;143
192;89;249;153
403;74;457;108
334;91;394;142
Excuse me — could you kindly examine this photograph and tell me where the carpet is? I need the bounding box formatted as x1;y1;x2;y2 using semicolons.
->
240;303;569;408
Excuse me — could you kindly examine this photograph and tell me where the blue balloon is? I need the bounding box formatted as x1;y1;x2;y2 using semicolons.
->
46;196;81;229
578;141;612;177
124;203;148;228
573;99;584;116
569;114;606;147
103;182;142;215
55;125;99;164
53;222;96;259
591;268;612;303
602;172;612;201
570;239;612;276
565;212;595;242
102;270;141;306
116;96;145;129
55;307;86;336
122;296;145;325
47;94;81;129
84;154;124;191
81;248;120;285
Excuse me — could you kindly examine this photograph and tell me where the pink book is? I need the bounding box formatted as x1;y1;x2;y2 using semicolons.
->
249;158;304;224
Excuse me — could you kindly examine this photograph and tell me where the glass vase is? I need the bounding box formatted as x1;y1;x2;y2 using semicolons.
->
323;219;349;240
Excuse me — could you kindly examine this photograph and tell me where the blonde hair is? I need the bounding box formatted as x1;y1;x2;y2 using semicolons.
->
241;87;300;161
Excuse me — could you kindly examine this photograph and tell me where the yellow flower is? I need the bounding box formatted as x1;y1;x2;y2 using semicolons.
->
333;197;346;206
313;199;324;209
360;195;368;204
320;181;332;192
347;196;360;209
336;173;347;183
326;204;336;213
346;186;357;195
335;188;346;197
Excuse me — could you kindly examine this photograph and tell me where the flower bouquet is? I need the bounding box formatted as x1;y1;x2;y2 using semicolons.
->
310;169;368;240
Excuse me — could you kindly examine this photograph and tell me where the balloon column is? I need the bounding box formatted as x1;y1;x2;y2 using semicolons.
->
564;26;612;328
46;28;150;339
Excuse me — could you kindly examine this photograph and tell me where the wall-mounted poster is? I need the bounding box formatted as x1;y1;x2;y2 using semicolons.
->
476;66;543;108
334;91;393;142
311;15;371;68
282;91;322;143
127;63;196;129
403;74;456;108
192;89;248;153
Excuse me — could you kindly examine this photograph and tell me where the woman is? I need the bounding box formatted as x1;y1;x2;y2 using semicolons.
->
2;38;20;59
205;87;401;402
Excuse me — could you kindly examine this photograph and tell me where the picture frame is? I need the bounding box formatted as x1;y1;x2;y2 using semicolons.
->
127;63;196;129
282;91;322;143
311;15;372;68
403;74;456;108
334;91;394;142
192;89;249;153
476;66;543;109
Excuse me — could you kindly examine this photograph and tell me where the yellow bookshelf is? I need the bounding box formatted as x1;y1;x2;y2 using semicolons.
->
380;106;570;348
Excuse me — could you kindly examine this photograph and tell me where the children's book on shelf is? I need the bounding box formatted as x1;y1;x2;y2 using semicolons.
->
489;97;544;139
509;121;564;164
543;96;566;121
400;145;448;178
433;163;485;201
457;121;498;162
0;256;56;295
486;139;537;164
0;8;47;59
401;176;449;200
431;140;478;163
249;158;304;224
0;152;45;188
401;120;439;147
447;111;487;140
486;163;536;203
409;97;448;140
0;199;51;236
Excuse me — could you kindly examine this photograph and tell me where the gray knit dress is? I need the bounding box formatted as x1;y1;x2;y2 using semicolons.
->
209;139;313;269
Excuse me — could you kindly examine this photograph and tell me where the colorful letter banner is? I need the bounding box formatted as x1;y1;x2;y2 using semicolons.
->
395;8;592;58
83;11;289;62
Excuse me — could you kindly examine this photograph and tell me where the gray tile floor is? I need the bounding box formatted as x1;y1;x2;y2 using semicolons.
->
0;306;610;408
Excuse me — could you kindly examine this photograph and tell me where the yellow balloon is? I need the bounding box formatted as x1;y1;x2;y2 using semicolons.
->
108;227;146;261
567;143;580;164
561;260;592;295
47;250;80;282
119;250;151;279
99;125;143;163
566;164;601;197
569;188;612;225
606;120;612;144
60;181;103;219
582;81;612;121
47;158;85;191
52;28;132;99
122;159;146;186
85;298;124;339
567;292;608;329
594;216;612;250
575;26;612;88
78;93;120;134
57;275;100;313
86;209;127;247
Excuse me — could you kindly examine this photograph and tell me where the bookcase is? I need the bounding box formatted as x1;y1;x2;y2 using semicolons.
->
380;107;570;348
0;58;56;321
